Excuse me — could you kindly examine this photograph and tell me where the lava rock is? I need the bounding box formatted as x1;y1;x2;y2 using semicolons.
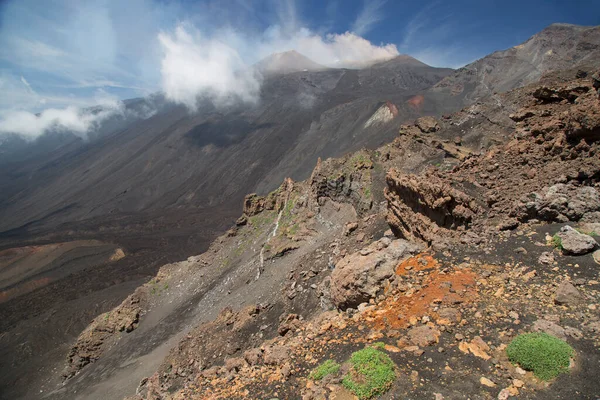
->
554;281;584;305
415;116;440;133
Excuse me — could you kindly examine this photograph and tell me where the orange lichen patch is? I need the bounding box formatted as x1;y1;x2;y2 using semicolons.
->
407;94;424;109
0;277;53;303
364;269;478;331
396;253;437;275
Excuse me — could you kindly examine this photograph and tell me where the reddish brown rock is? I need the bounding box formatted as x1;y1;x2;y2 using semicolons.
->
407;325;441;347
329;238;421;309
263;345;290;366
415;116;440;133
385;171;480;245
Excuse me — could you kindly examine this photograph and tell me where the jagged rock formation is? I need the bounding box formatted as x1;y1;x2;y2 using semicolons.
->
385;171;481;245
414;116;440;133
64;287;146;380
386;70;600;246
309;150;376;214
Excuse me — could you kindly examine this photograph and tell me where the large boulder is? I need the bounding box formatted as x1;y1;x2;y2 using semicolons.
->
408;325;441;347
556;226;597;255
329;238;421;309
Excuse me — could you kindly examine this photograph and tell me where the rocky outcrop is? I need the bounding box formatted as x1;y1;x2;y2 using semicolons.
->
384;171;480;245
64;287;146;379
238;178;296;225
330;238;421;309
415;116;440;133
243;193;267;216
309;151;375;214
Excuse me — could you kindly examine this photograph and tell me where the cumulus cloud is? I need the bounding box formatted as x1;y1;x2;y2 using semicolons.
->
158;25;263;111
285;31;398;67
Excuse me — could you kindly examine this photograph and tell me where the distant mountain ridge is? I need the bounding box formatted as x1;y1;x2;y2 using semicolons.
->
431;23;600;104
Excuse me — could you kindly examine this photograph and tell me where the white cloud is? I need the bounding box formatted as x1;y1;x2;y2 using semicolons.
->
287;31;398;67
158;25;263;111
0;76;129;139
0;104;123;140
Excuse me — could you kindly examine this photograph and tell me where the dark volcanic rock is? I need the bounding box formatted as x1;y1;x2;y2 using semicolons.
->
517;184;600;223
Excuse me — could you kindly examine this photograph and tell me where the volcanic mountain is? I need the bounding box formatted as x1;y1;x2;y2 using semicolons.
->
0;23;599;400
255;50;328;75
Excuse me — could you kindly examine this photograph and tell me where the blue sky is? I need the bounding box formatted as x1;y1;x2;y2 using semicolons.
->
0;0;598;137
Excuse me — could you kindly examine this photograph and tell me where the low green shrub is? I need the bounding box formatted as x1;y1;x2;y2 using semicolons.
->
342;346;396;399
507;332;574;381
551;234;563;250
309;359;340;381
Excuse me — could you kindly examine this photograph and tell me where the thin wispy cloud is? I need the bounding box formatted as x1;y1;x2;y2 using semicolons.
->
352;0;387;36
398;1;482;68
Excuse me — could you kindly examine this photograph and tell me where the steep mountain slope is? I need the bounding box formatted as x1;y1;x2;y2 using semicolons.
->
37;67;600;400
0;55;452;237
427;23;600;107
1;24;599;400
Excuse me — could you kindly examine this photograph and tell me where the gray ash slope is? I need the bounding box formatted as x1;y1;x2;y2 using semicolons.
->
428;23;600;106
0;54;452;238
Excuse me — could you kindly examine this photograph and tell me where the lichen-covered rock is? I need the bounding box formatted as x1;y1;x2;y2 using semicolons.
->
329;238;421;309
